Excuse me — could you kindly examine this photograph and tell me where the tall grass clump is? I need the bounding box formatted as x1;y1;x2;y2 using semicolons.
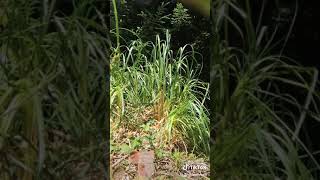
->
111;31;210;155
211;0;320;179
0;0;109;179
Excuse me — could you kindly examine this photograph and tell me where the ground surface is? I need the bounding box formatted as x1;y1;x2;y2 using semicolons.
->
110;109;209;179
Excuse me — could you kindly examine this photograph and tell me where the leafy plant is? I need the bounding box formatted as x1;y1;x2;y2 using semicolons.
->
136;2;172;40
171;3;192;29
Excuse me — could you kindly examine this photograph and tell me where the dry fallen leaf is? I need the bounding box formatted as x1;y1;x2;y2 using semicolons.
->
129;150;155;178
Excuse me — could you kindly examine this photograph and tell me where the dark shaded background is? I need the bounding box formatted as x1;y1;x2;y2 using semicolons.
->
288;0;320;158
252;0;320;159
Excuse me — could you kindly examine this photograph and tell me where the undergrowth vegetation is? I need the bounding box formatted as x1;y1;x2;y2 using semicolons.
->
2;0;319;179
110;0;210;178
211;0;320;179
111;0;320;179
111;32;210;155
0;0;109;179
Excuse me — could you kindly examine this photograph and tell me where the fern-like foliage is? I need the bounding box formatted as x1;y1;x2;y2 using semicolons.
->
171;3;191;29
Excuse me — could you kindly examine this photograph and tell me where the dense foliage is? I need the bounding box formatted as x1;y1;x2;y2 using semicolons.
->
111;0;320;179
211;0;320;179
0;0;109;179
110;0;211;178
1;0;320;179
112;0;210;61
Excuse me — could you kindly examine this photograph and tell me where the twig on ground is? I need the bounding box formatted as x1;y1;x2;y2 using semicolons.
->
112;154;129;168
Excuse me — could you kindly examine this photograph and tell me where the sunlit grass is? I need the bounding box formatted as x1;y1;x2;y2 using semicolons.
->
111;31;210;155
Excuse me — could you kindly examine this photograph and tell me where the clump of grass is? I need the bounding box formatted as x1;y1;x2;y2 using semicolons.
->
0;0;109;179
111;31;210;155
211;0;320;179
